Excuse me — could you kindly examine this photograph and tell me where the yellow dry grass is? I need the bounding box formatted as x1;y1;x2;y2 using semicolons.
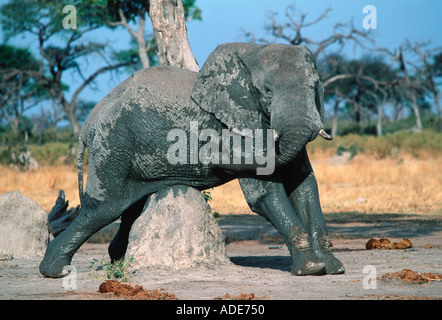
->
1;153;441;215
1;165;81;212
312;153;442;215
209;153;441;215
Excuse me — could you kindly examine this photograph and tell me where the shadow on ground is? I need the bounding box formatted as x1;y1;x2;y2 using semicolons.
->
87;212;442;247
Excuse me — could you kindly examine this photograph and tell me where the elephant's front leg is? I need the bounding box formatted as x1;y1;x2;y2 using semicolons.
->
238;175;326;276
281;148;344;274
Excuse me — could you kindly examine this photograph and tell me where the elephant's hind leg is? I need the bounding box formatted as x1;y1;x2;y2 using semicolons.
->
108;195;148;262
39;192;135;278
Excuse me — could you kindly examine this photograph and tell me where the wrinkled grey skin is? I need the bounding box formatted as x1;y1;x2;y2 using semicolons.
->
40;43;344;278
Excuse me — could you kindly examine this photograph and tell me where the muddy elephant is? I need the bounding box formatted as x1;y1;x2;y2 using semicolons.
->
40;42;344;278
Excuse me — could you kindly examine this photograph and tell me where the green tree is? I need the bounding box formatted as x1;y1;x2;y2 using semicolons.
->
0;44;45;134
86;0;202;70
0;0;132;137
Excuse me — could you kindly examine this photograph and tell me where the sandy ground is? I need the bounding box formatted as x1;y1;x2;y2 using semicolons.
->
1;213;441;300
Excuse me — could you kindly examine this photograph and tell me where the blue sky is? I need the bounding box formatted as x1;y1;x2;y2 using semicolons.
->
1;0;441;111
187;0;441;63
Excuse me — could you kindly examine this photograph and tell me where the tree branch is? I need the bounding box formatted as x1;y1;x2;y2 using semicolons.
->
107;8;139;39
70;61;131;107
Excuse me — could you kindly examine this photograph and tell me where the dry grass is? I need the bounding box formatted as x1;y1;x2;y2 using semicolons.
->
1;153;441;215
312;153;442;215
1;165;81;212
209;153;441;215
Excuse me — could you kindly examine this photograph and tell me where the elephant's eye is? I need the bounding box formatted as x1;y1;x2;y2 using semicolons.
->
264;85;272;98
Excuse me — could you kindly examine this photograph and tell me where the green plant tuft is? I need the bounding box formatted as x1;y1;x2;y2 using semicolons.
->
90;257;135;282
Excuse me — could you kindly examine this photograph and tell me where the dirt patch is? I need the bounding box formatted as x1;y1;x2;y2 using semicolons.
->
381;269;442;284
214;293;260;300
366;238;412;250
1;213;441;300
348;294;442;300
98;280;177;300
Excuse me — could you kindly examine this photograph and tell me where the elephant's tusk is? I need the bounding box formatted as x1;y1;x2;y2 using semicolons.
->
273;130;280;142
318;129;333;141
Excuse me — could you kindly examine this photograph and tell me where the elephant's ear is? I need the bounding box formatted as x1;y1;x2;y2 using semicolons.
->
191;43;262;136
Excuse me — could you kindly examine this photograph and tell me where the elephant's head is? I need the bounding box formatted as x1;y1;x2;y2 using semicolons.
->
191;42;331;167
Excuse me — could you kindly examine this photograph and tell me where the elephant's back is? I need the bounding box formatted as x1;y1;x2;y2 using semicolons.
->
83;66;202;135
131;66;198;97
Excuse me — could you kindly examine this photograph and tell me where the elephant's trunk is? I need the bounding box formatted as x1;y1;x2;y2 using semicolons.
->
272;90;326;166
275;123;312;166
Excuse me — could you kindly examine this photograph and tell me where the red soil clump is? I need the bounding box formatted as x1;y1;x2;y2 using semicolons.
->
381;269;442;284
366;238;412;250
98;280;177;300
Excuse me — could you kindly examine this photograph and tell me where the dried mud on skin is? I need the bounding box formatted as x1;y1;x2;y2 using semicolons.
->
366;238;412;250
98;280;178;300
381;269;442;284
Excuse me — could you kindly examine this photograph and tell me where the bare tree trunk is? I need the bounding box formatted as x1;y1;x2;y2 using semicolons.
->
149;0;199;72
331;96;340;137
136;8;151;69
354;92;362;125
109;8;151;69
429;76;441;119
376;103;383;136
64;101;81;138
399;47;423;131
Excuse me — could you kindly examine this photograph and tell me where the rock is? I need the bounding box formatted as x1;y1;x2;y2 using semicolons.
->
126;185;230;270
0;191;49;258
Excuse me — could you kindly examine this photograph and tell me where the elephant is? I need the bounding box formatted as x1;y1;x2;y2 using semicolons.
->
39;42;344;278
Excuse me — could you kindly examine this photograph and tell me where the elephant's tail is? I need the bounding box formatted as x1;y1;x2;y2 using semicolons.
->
77;133;86;204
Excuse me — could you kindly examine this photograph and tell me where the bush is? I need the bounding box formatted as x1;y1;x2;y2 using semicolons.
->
29;142;77;166
308;129;442;159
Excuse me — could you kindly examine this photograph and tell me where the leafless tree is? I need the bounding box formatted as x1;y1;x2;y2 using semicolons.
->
407;40;442;119
245;4;374;60
244;3;378;135
378;41;427;131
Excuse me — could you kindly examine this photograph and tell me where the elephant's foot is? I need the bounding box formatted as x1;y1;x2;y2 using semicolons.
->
39;240;73;278
289;228;326;276
108;237;127;263
291;252;326;276
313;233;345;275
324;255;345;275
